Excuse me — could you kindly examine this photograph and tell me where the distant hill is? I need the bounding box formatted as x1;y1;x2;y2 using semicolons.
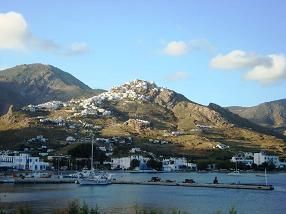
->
0;63;103;114
227;99;286;129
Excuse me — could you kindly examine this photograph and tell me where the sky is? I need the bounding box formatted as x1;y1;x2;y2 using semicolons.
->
0;0;286;107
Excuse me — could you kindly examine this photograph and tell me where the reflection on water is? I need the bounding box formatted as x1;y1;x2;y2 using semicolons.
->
1;172;286;214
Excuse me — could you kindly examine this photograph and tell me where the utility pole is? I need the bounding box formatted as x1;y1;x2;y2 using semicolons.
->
91;134;94;170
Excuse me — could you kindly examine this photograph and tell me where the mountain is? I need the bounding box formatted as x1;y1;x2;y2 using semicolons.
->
1;79;285;159
227;99;286;129
0;63;103;115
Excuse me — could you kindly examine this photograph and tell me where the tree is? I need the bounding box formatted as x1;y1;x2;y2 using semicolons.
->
68;144;107;163
130;159;140;169
197;160;210;170
147;159;162;171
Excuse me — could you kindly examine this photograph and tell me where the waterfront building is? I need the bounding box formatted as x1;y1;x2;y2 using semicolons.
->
254;152;280;168
110;157;131;170
231;152;254;166
0;153;49;171
110;155;150;170
162;157;196;172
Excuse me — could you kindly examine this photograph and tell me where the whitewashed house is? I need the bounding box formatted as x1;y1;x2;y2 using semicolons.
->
254;152;280;168
162;158;190;172
0;153;49;171
231;153;254;166
99;147;107;152
111;157;131;170
129;147;141;153
215;143;229;150
66;136;76;143
110;155;149;170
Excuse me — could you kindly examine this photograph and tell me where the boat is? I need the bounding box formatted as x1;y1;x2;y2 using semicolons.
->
129;169;160;173
228;160;241;176
227;170;241;176
78;170;112;185
0;176;15;183
78;135;112;185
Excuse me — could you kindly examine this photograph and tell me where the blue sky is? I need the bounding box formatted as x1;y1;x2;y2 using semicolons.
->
0;0;286;107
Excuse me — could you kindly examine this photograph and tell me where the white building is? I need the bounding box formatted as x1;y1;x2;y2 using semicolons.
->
111;157;131;170
129;147;141;153
99;147;107;152
215;143;229;150
0;153;49;171
66;136;76;143
110;155;149;170
254;152;280;168
231;153;254;166
162;157;196;172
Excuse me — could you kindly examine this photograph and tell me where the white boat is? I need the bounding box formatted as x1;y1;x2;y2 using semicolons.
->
0;176;15;183
227;171;242;176
78;135;112;185
78;171;112;185
228;159;241;176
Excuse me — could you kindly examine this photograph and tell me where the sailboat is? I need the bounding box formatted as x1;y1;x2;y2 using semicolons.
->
227;161;241;176
78;136;112;185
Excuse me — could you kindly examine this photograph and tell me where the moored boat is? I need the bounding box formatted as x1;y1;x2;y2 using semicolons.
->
227;171;242;176
78;171;112;185
77;135;112;185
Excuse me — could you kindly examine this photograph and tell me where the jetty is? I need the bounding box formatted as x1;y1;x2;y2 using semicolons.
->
0;177;274;190
111;180;274;191
0;177;75;184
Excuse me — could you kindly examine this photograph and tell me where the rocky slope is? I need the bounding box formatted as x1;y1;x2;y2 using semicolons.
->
1;79;285;158
0;63;103;115
227;99;286;131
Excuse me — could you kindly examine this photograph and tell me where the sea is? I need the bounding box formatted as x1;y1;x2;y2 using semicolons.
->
0;172;286;214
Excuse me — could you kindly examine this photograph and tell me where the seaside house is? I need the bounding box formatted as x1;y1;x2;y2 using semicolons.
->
254;152;280;168
129;147;141;153
0;153;49;171
231;153;254;166
66;136;76;143
110;157;131;170
110;155;149;170
162;157;195;172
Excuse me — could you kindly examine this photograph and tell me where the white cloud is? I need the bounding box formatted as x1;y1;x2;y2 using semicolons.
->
210;50;272;70
65;42;89;56
164;41;188;56
210;50;286;84
245;54;286;84
0;11;88;56
163;39;214;56
0;11;29;50
167;71;190;81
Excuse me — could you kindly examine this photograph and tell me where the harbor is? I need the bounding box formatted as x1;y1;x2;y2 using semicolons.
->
0;172;285;214
112;180;274;190
0;172;274;190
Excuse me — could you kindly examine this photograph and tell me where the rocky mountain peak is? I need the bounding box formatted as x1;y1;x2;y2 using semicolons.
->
110;79;161;100
0;63;99;115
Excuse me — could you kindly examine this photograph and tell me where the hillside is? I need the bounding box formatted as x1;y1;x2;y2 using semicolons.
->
227;99;286;132
0;63;103;115
1;79;285;161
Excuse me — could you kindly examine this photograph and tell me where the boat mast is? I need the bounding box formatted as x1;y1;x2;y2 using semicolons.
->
265;167;268;186
235;159;238;184
91;135;94;170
